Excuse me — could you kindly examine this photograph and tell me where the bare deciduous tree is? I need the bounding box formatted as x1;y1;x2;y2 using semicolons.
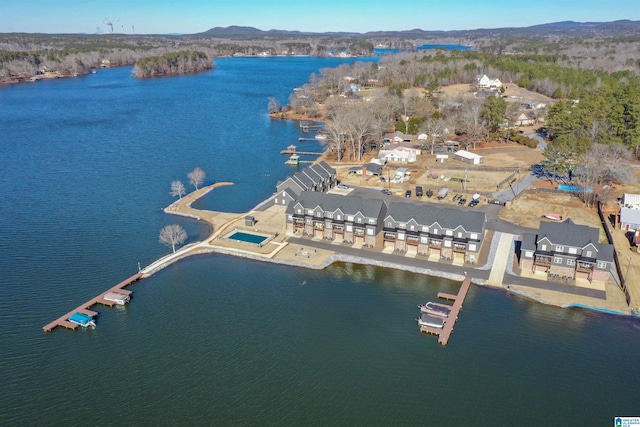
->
188;167;206;190
420;118;445;155
159;224;188;253
579;143;633;207
170;180;186;199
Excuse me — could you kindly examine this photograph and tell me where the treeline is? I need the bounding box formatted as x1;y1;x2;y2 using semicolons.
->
133;51;213;78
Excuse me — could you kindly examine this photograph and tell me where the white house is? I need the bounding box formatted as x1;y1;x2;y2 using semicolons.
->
620;208;640;231
379;149;416;163
621;193;640;209
475;74;502;90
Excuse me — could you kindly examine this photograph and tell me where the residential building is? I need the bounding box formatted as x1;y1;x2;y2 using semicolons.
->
378;149;416;163
620;207;640;231
275;161;337;206
475;74;502;90
382;202;485;264
348;163;383;176
519;218;614;282
285;191;387;246
285;192;486;264
621;193;640;209
514;112;537;126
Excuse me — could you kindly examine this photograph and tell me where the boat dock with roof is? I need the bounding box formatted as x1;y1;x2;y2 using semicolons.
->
43;272;141;332
418;276;471;345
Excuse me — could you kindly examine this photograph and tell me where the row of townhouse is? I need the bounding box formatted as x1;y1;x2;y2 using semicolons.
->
274;161;337;207
286;191;486;263
519;219;614;282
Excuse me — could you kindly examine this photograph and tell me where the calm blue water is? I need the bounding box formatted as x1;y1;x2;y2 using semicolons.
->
1;57;639;426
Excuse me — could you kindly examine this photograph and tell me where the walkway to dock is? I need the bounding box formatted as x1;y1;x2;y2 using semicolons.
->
420;276;472;345
43;272;142;332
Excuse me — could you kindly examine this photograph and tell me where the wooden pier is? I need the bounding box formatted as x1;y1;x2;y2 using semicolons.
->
419;276;471;345
43;272;143;332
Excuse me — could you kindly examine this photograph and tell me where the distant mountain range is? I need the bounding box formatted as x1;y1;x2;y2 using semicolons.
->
199;21;640;38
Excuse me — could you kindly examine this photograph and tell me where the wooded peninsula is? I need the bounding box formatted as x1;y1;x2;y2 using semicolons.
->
132;51;213;78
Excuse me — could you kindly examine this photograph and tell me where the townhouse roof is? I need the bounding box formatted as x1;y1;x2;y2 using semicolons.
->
287;191;386;219
386;201;486;233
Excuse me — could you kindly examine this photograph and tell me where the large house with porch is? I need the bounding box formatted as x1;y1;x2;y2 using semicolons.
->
519;218;614;282
285;191;387;246
382;202;485;264
285;192;486;263
274;161;337;206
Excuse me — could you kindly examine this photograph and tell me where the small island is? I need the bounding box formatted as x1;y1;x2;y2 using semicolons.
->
133;50;214;78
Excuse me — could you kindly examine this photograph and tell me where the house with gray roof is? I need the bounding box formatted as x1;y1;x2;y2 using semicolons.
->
519;218;613;282
275;161;337;206
620;207;640;231
382;202;485;263
286;191;386;245
285;192;486;262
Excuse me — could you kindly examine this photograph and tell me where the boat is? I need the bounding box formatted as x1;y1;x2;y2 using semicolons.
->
103;291;130;305
416;313;445;329
285;154;300;165
437;187;449;199
472;193;481;201
543;213;563;221
418;302;451;318
314;133;327;141
68;312;96;328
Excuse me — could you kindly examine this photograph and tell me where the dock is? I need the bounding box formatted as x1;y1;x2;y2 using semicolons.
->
279;149;323;156
43;272;142;332
419;276;471;345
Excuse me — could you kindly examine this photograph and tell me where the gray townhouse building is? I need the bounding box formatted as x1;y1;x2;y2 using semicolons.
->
274;161;337;207
519;218;614;282
286;191;387;246
286;191;486;263
382;201;486;264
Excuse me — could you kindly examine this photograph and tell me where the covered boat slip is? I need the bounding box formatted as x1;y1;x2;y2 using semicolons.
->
418;277;471;345
102;291;130;306
417;313;445;328
68;312;96;328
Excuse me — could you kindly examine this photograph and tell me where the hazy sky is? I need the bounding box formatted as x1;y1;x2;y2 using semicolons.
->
1;0;637;34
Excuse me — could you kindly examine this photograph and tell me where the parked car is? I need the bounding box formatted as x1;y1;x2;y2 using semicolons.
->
405;190;412;198
426;189;433;198
379;176;386;182
468;199;479;207
337;183;349;189
458;198;467;205
416;186;423;197
381;189;392;195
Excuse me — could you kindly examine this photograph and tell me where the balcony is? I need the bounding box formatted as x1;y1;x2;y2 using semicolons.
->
535;255;552;266
429;240;442;249
313;222;324;230
453;243;467;253
333;226;344;234
576;262;594;273
384;232;396;242
407;235;420;244
354;228;365;236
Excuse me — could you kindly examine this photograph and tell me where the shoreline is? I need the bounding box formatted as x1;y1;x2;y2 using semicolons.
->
156;182;635;317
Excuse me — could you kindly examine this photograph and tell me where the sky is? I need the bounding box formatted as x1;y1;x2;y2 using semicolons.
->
1;0;638;35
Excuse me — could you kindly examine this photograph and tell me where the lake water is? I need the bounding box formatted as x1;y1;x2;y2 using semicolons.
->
1;57;639;426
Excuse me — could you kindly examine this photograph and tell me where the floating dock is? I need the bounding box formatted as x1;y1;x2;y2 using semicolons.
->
43;272;142;332
419;276;471;345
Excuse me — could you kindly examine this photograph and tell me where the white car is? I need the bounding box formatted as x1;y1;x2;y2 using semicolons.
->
337;183;349;189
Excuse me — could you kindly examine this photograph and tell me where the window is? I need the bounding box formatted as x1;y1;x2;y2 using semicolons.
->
346;225;352;232
356;217;362;223
568;247;577;254
398;233;405;241
469;244;477;251
525;251;533;258
347;215;354;222
556;246;564;252
457;232;463;238
336;215;342;220
307;209;314;215
306;219;312;225
368;218;376;225
410;225;415;231
554;257;562;264
420;236;428;244
387;221;394;228
315;210;322;217
445;230;453;236
433;229;439;234
398;223;406;229
297;208;303;214
444;240;452;247
325;222;332;229
422;226;429;232
367;228;374;236
326;212;333;219
470;233;478;240
541;244;547;251
597;261;608;269
585;250;593;258
567;259;575;266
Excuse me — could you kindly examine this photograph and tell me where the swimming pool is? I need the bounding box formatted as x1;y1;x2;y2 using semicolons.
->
558;184;592;193
227;231;269;245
